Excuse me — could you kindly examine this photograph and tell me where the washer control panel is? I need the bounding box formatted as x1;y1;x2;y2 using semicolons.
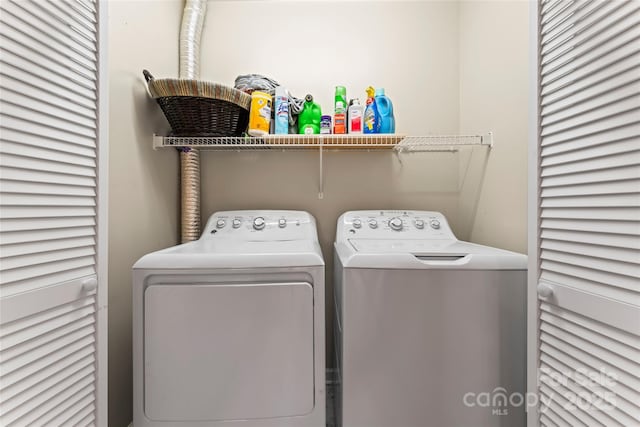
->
336;210;456;241
203;210;318;241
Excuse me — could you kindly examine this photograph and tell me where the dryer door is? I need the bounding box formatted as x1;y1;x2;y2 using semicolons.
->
144;282;315;421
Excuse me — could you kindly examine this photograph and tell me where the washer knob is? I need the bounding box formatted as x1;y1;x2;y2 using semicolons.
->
415;219;425;229
389;217;403;231
278;218;287;228
368;219;378;229
232;219;242;229
216;219;226;229
253;217;266;230
353;219;362;229
430;219;441;230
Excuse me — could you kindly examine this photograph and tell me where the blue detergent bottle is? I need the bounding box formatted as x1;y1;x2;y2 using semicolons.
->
363;86;378;134
375;88;395;133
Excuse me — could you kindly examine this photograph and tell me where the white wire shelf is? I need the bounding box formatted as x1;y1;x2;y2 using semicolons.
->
152;133;493;151
153;132;493;199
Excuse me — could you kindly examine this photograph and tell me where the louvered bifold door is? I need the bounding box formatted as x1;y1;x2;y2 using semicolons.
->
0;0;104;425
535;1;640;426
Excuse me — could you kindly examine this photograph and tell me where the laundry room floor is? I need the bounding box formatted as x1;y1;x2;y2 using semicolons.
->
326;368;338;427
326;382;337;427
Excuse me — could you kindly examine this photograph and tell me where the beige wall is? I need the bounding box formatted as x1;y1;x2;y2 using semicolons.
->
108;1;528;424
108;2;181;426
459;0;529;254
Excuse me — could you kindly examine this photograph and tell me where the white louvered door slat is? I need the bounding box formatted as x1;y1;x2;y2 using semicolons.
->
541;138;640;166
533;1;640;426
1;116;96;147
1;218;96;234
2;339;96;410
0;1;98;62
1;128;97;154
0;76;97;119
0;0;105;425
1;181;97;197
2;87;98;129
1;103;97;138
43;394;96;427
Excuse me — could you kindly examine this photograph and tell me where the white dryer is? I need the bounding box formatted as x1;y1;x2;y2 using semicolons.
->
133;210;325;427
334;210;527;427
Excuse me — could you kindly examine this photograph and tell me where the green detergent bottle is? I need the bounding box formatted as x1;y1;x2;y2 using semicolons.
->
298;94;322;134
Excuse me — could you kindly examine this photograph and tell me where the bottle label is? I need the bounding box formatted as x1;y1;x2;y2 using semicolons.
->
334;113;346;134
259;105;271;119
276;96;288;117
320;116;332;134
364;108;375;132
351;115;362;132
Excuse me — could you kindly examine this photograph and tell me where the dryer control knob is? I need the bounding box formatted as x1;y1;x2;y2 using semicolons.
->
389;217;403;231
353;219;362;229
232;219;242;229
216;219;226;229
430;219;441;230
278;218;287;228
368;219;378;229
253;217;266;230
415;219;425;229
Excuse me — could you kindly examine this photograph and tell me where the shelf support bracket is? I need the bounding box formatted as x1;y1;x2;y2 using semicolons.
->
484;131;494;149
152;134;163;150
394;145;405;166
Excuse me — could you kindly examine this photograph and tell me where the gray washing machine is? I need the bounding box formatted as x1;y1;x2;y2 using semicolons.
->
334;210;527;427
133;211;325;427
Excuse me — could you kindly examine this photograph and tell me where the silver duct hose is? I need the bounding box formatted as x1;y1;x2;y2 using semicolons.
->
179;0;206;80
179;0;206;243
180;150;201;242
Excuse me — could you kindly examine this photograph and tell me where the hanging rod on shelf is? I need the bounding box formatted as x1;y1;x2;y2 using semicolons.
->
395;133;493;152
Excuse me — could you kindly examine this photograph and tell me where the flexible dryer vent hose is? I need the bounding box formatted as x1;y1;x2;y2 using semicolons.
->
179;0;206;243
179;0;206;80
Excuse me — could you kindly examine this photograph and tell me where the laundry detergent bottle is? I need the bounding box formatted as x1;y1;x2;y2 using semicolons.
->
375;88;395;133
298;94;322;134
334;85;347;134
363;86;378;134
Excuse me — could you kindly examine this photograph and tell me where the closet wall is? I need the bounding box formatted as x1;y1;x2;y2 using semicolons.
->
108;2;180;426
108;1;529;424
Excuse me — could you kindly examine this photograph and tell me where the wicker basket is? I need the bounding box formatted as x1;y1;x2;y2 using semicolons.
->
143;70;251;137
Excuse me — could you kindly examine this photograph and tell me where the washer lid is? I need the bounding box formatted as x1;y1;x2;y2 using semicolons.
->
133;239;324;269
349;238;459;253
336;239;526;270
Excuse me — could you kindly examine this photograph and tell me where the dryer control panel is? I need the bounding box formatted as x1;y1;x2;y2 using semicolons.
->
203;210;319;241
336;210;457;242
